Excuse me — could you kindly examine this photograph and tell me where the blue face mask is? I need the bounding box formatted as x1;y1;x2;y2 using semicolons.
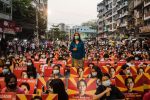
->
3;69;9;74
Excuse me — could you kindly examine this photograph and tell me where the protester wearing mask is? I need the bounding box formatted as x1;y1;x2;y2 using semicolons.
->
27;59;37;79
95;73;125;100
51;65;63;78
0;66;11;77
1;73;24;93
88;66;103;79
69;33;85;68
119;64;132;76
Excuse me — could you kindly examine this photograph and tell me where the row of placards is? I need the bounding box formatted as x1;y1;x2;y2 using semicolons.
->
0;93;58;100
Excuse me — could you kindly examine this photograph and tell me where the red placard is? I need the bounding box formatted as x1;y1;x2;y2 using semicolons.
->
67;78;96;96
70;67;90;78
44;67;64;77
37;77;66;94
0;93;16;100
13;67;27;78
0;77;5;91
115;75;144;93
53;60;66;68
17;78;36;94
16;94;58;100
33;61;42;73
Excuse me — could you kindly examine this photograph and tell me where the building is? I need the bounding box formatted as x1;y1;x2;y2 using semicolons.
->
97;0;129;34
0;0;22;39
139;0;150;36
97;1;105;34
70;26;97;41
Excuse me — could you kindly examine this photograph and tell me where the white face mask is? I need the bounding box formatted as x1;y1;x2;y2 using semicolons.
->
6;62;10;65
92;72;97;77
27;62;32;66
102;80;111;87
126;70;130;75
53;70;59;74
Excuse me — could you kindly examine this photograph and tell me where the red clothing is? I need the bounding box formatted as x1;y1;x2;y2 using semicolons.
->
143;91;150;100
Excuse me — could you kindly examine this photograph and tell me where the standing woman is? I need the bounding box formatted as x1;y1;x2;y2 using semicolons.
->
69;33;85;68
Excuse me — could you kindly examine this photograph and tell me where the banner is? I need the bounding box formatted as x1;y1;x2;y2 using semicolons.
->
44;67;64;77
70;67;90;78
0;93;16;100
37;77;66;94
13;67;27;78
67;78;96;97
17;78;36;94
16;94;58;100
115;75;144;92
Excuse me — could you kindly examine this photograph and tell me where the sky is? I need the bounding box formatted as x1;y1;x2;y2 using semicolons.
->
47;0;102;29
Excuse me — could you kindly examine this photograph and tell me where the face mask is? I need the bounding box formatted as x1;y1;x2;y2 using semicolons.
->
27;62;32;66
7;82;17;90
6;62;10;65
3;69;9;74
75;36;79;40
102;80;111;87
126;70;130;75
135;57;139;60
92;72;97;77
53;70;59;74
42;55;46;58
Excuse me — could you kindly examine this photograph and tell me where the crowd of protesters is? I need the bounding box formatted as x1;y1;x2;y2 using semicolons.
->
0;33;149;100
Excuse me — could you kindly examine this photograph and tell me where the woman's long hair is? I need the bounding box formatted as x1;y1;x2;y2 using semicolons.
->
73;33;81;43
50;79;68;100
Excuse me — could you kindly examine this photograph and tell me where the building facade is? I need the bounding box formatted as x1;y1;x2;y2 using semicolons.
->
70;26;97;41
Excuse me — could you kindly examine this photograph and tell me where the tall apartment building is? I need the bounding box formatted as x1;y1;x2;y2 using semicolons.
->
97;0;129;34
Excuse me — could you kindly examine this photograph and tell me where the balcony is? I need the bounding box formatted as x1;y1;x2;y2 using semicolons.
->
134;0;143;8
117;1;128;11
144;12;150;20
144;0;150;7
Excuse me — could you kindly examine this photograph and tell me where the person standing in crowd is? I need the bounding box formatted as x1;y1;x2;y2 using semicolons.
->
69;33;85;68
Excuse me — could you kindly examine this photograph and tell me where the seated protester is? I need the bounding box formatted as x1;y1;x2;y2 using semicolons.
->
95;73;125;100
39;53;47;63
101;54;111;61
34;54;40;62
126;57;135;67
0;65;12;77
51;65;63;79
88;63;95;69
14;63;20;68
5;58;13;72
105;63;112;67
27;59;37;79
119;64;132;76
137;67;145;75
19;82;30;94
88;66;103;79
1;73;24;94
21;71;28;78
77;67;84;78
49;79;68;100
109;67;116;79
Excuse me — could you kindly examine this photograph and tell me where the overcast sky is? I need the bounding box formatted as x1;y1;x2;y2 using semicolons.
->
47;0;102;29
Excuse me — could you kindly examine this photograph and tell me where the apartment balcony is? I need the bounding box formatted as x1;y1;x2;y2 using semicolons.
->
144;0;150;7
120;22;128;27
117;1;128;11
134;0;143;8
144;12;150;20
118;12;128;19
